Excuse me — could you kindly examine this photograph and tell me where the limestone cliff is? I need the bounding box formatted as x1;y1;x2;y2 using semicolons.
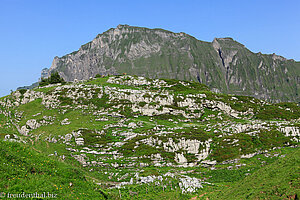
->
45;25;300;102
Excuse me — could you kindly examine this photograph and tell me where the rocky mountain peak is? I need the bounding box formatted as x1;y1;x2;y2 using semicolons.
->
43;25;299;102
272;53;286;61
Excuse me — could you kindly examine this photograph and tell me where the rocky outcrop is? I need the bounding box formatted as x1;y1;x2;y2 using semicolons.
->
179;176;203;193
26;119;40;129
2;74;299;172
175;153;188;164
61;118;70;125
72;130;85;146
279;126;300;142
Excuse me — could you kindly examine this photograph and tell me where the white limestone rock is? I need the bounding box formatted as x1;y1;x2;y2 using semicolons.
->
280;126;300;137
241;152;257;159
20;126;30;136
175;152;187;164
26;119;40;130
179;176;203;193
61;118;71;125
75;138;84;146
128;122;137;128
64;133;73;142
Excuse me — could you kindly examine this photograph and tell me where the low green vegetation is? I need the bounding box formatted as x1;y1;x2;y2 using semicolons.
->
256;103;300;120
0;140;107;199
0;75;299;199
39;72;66;87
206;148;300;199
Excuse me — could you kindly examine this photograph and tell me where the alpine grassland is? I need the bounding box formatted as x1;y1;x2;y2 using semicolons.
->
0;75;299;199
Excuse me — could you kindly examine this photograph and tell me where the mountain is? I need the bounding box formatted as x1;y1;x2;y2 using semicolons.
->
1;75;299;198
17;82;39;91
42;24;300;103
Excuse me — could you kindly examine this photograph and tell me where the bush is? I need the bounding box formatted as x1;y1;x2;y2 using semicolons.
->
39;72;65;87
95;74;102;78
18;89;27;95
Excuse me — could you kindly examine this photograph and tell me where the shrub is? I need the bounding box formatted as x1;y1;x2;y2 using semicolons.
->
39;72;65;87
18;89;27;95
95;74;102;78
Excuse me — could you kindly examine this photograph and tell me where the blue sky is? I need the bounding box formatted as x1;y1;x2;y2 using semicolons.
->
0;0;299;97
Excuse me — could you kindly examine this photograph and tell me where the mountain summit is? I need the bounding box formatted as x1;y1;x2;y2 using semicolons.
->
42;25;300;102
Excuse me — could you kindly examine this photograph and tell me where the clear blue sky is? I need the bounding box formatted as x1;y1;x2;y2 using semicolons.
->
0;0;299;97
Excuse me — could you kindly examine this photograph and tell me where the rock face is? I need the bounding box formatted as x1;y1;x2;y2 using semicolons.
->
41;68;49;79
43;25;299;102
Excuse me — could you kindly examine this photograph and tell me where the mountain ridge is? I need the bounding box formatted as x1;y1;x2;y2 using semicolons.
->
41;24;300;103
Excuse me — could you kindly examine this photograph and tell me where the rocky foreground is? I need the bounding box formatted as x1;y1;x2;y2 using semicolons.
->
0;75;299;199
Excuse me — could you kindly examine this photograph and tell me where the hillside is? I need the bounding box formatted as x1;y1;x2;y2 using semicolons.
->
42;25;300;102
206;147;300;199
0;75;299;199
0;140;107;199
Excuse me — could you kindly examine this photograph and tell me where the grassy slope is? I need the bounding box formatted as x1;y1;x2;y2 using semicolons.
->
1;76;299;199
0;140;107;199
205;147;300;200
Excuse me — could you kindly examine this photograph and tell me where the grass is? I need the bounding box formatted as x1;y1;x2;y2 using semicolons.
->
256;104;300;120
206;147;300;199
1;75;299;199
210;130;293;162
34;86;57;93
0;140;107;199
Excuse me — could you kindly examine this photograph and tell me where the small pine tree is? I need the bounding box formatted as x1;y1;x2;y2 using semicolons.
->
39;72;65;86
48;72;65;84
39;78;49;87
95;74;102;78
